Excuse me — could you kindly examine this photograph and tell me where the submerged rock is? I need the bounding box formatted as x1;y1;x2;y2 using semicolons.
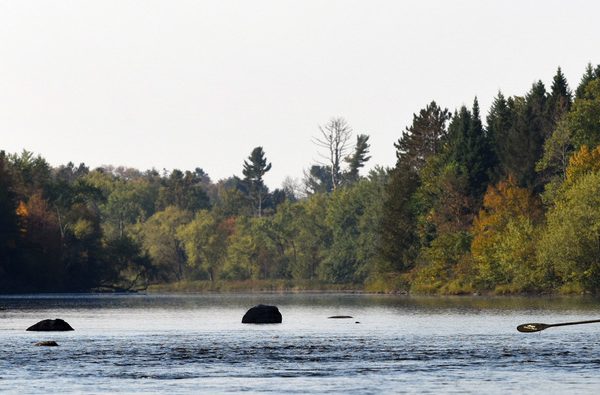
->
26;319;74;332
34;341;59;347
328;315;353;319
242;304;282;324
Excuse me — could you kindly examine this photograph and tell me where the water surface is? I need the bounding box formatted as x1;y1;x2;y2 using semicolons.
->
1;294;600;394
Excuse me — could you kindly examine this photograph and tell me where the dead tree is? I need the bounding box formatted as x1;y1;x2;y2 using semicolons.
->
313;117;353;191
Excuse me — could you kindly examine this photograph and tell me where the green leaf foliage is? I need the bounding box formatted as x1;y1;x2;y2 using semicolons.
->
3;62;600;295
538;170;600;292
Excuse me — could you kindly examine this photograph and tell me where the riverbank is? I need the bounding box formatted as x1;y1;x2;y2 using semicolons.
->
144;278;579;296
147;279;366;293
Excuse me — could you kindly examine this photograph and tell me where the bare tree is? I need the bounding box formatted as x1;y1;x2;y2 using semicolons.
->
282;176;305;201
313;117;353;190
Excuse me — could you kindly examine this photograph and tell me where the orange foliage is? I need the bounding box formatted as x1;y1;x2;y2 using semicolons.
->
566;145;600;183
16;201;28;218
471;175;541;259
20;193;61;251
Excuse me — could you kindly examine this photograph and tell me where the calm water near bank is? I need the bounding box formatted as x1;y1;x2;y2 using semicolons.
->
2;293;600;394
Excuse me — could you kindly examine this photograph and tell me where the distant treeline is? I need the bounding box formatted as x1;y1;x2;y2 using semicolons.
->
1;63;600;294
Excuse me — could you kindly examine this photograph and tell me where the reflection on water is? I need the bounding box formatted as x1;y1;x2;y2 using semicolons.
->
2;294;600;394
4;292;600;312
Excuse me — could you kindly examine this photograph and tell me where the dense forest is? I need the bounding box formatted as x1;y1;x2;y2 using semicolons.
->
2;64;600;294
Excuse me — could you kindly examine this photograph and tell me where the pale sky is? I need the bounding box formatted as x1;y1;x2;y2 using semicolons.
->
1;0;598;188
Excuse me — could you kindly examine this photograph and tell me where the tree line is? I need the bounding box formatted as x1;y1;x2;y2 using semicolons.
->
1;63;600;294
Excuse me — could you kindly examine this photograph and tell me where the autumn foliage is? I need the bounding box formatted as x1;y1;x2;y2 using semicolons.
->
471;176;542;292
565;145;600;183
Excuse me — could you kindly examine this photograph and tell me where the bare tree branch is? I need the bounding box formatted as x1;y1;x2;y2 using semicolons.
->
312;117;353;190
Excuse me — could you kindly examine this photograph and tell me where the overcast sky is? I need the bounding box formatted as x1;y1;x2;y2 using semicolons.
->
1;0;598;188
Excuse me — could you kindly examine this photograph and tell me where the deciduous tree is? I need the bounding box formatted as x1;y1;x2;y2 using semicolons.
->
471;176;542;291
177;210;230;282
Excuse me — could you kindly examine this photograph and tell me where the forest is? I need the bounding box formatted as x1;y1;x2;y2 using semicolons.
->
1;63;600;294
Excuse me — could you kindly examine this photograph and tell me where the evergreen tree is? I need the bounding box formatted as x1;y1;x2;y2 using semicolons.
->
526;80;552;138
242;146;272;217
503;82;550;190
503;97;531;184
304;165;333;194
448;98;493;199
575;63;599;99
526;81;552;188
395;101;451;172
378;162;420;272
536;68;574;188
344;134;371;183
548;67;572;122
486;92;513;180
8;150;52;199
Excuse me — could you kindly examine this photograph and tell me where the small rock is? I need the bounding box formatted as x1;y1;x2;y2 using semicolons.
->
242;304;282;324
34;341;59;347
26;319;74;332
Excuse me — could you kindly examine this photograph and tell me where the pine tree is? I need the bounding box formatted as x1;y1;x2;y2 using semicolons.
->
395;101;451;171
344;134;371;183
527;80;552;138
486;91;513;180
448;98;493;199
242;146;272;217
504;96;531;184
378;162;420;272
377;103;450;273
304;165;333;194
535;68;574;188
575;63;597;99
503;82;551;190
548;67;572;123
526;81;552;189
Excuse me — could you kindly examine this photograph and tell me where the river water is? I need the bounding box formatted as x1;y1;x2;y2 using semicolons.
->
1;293;600;394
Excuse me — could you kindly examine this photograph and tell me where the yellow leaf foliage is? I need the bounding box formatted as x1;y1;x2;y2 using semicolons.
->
566;145;600;183
16;201;28;218
471;176;541;286
473;175;541;237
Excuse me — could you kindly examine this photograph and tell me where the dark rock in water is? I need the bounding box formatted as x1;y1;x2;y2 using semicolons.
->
34;341;59;347
26;319;74;332
242;304;282;324
328;315;353;319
